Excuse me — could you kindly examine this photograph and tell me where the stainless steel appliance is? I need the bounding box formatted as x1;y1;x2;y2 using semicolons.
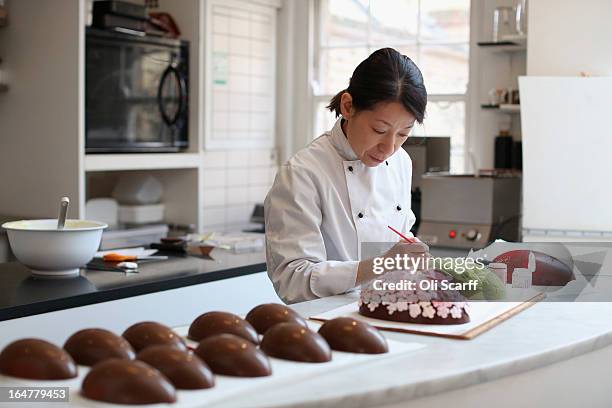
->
418;174;521;249
244;204;265;233
85;28;189;152
403;136;450;190
403;137;450;234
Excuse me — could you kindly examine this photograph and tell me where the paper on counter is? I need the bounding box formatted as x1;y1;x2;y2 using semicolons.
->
191;232;264;251
94;247;158;258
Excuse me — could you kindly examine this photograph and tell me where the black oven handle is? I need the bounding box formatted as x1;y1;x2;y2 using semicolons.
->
157;63;186;126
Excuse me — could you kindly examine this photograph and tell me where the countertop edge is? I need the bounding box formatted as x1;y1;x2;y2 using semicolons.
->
255;327;612;408
0;261;267;322
248;296;612;408
300;332;612;408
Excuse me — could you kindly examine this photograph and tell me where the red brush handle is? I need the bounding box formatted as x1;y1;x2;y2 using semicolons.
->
387;225;416;243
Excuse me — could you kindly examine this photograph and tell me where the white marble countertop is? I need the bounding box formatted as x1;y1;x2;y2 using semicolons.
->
211;293;612;408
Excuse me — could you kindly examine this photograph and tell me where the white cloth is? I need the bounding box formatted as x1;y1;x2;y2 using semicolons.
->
264;119;416;303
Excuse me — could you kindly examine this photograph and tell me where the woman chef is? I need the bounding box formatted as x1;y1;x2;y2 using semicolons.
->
265;48;428;303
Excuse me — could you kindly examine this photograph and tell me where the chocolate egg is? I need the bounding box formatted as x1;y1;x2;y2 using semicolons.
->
137;345;214;390
81;359;176;404
0;338;77;380
188;311;259;344
64;328;135;366
195;334;271;377
122;321;186;352
318;317;388;354
260;323;331;363
245;303;308;335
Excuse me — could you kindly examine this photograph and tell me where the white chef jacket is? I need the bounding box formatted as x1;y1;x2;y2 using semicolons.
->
264;118;416;303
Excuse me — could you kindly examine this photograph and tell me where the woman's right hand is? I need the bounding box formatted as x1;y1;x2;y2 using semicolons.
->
356;239;430;285
385;239;429;257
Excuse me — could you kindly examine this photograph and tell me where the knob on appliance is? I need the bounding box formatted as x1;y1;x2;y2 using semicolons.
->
465;229;480;241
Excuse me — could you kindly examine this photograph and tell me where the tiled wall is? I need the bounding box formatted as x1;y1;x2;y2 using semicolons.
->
201;148;278;232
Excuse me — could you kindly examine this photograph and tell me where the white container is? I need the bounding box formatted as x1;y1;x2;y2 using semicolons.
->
112;174;163;205
85;198;119;228
2;219;107;277
512;267;533;288
118;204;165;224
487;262;508;283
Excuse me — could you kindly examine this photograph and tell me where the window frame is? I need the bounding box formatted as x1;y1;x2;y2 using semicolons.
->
311;0;470;172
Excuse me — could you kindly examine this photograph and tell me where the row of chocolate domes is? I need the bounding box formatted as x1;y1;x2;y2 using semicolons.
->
0;303;388;405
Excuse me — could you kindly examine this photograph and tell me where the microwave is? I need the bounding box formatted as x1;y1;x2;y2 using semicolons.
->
85;28;189;153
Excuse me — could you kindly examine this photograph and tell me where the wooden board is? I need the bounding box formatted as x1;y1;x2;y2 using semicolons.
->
310;293;546;340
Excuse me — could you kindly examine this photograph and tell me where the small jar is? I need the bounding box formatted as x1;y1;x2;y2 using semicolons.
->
493;6;516;42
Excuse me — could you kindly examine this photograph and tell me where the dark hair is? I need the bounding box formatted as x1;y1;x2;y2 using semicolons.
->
327;48;427;123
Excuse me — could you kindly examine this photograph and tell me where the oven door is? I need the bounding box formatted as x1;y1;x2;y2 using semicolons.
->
85;31;188;153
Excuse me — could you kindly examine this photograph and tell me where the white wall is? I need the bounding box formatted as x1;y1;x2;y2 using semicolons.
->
0;0;85;218
201;149;277;231
199;0;285;232
527;0;612;76
520;76;612;236
520;0;612;238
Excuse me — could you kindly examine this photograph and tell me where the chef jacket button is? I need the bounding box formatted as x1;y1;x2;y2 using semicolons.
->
385;161;389;166
396;205;402;211
348;166;353;172
358;212;364;219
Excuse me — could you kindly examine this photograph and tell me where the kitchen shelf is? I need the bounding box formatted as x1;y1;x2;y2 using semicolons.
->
85;152;202;172
481;104;521;114
477;39;526;53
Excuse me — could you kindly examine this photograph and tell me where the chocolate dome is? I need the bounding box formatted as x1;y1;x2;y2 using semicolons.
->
195;334;271;377
64;328;135;366
0;338;77;380
318;317;388;354
122;321;186;352
137;345;214;390
260;323;331;363
245;303;307;335
81;359;176;405
188;311;259;344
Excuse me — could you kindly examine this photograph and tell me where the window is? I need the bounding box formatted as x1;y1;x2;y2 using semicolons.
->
313;0;470;172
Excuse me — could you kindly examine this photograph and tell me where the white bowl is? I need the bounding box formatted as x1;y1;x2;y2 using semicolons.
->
2;219;107;277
